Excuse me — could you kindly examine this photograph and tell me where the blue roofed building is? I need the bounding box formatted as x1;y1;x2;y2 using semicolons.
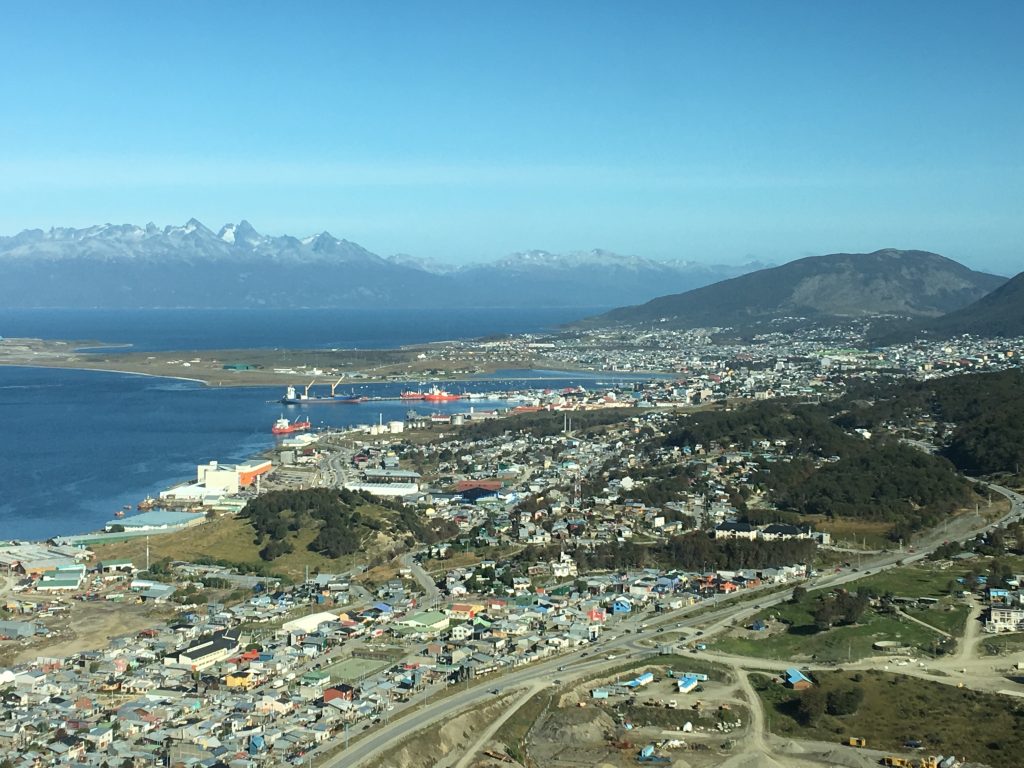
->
676;674;699;694
611;597;633;614
785;667;813;689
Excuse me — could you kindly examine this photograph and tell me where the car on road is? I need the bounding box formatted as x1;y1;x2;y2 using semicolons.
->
557;665;566;671
490;688;500;695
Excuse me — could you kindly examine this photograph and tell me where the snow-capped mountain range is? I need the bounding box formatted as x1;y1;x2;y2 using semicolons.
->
0;219;763;309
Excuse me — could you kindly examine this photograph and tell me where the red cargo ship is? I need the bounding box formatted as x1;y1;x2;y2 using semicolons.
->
272;416;312;435
423;386;460;402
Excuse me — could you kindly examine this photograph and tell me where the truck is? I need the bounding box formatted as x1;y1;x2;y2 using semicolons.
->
881;758;911;767
846;737;867;748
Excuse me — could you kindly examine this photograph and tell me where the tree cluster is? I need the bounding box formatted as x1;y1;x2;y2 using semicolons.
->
796;683;864;724
567;532;817;572
836;369;1024;476
811;590;869;631
660;396;974;538
242;488;392;561
769;441;972;538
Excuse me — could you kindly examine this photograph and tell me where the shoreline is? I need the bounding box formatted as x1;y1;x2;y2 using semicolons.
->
0;361;210;386
0;358;671;543
0;335;553;387
0;335;664;388
0;358;672;389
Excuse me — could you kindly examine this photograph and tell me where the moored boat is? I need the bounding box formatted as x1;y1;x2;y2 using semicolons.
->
423;385;460;402
281;379;366;404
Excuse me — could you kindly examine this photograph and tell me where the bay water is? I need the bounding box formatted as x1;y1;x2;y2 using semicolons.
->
0;307;638;541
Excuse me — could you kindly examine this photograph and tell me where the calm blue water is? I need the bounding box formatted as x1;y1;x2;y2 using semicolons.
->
0;308;644;541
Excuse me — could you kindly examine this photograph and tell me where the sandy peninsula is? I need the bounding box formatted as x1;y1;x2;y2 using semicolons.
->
0;336;556;387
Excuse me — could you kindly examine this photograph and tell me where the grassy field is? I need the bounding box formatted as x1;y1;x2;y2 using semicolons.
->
903;604;970;636
752;669;1024;768
981;632;1024;656
712;585;949;662
89;507;395;582
851;565;967;599
799;516;895;548
321;656;392;683
715;613;944;662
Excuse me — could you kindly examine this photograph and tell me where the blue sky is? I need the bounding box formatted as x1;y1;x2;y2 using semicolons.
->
1;2;1021;273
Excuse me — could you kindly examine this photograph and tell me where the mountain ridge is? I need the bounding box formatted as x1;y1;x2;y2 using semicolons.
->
917;270;1024;338
0;219;762;309
583;249;1007;331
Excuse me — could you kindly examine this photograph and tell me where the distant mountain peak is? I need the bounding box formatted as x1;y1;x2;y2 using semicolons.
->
312;230;337;243
0;219;766;309
218;223;237;243
217;220;263;246
164;218;213;237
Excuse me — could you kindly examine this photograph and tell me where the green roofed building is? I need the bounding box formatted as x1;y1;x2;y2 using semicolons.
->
398;611;450;632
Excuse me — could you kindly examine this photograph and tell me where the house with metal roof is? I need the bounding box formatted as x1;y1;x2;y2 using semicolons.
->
785;667;813;689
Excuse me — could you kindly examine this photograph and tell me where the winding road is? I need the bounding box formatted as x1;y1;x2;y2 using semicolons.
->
314;479;1024;767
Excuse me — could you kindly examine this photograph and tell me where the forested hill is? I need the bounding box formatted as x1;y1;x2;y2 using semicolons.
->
920;270;1024;338
240;488;456;562
583;249;1004;330
835;369;1024;477
660;400;974;541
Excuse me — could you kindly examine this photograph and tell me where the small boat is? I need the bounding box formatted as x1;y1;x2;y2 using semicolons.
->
272;415;312;435
114;510;126;518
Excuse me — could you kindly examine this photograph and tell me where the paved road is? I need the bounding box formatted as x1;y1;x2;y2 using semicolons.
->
317;480;1023;767
400;553;441;608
